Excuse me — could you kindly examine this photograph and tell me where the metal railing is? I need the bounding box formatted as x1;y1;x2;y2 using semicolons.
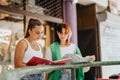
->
0;61;120;80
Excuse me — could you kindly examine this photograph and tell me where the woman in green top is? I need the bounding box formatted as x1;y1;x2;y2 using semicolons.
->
45;23;95;80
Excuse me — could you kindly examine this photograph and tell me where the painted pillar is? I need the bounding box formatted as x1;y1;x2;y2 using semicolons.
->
64;0;78;45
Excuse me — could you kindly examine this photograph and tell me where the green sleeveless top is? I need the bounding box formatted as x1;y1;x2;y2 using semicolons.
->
48;42;84;80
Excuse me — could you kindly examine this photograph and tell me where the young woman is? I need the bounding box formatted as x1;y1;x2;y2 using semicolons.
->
45;23;95;80
14;18;45;80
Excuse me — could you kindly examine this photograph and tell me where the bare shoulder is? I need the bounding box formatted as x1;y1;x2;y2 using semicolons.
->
14;39;28;57
16;39;27;48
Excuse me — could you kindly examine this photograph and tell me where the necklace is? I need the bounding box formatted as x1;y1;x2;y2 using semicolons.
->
60;44;67;47
30;42;37;47
30;42;39;50
27;38;39;50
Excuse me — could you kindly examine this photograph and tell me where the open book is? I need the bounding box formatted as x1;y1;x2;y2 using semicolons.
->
62;54;90;63
27;56;72;66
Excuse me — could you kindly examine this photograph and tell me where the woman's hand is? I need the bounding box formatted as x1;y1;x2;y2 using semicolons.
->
89;55;95;62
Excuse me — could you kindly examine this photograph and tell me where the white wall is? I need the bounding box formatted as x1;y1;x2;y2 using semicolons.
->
99;12;120;78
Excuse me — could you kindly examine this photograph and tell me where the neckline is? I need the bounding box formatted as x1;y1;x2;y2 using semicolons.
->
60;43;71;47
25;38;41;51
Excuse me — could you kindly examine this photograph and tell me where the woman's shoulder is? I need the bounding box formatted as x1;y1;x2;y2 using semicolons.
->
70;43;79;50
16;38;27;47
50;42;59;47
47;42;60;51
70;43;77;47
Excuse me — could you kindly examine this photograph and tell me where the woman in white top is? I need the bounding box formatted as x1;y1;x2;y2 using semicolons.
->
45;23;95;80
14;18;45;80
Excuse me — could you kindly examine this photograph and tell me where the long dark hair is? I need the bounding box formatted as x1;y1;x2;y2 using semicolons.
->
55;23;72;45
24;18;42;38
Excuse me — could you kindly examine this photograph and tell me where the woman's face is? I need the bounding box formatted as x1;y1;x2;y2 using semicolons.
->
29;25;44;40
57;28;69;42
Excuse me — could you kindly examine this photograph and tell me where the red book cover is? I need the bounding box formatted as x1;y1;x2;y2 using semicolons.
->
27;56;72;66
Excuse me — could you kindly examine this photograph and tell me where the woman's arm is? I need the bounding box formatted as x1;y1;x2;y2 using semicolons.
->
75;46;95;72
83;55;95;72
83;67;90;73
14;40;27;68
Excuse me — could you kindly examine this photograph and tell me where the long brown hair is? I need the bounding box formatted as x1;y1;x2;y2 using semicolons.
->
24;18;42;38
56;23;72;45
